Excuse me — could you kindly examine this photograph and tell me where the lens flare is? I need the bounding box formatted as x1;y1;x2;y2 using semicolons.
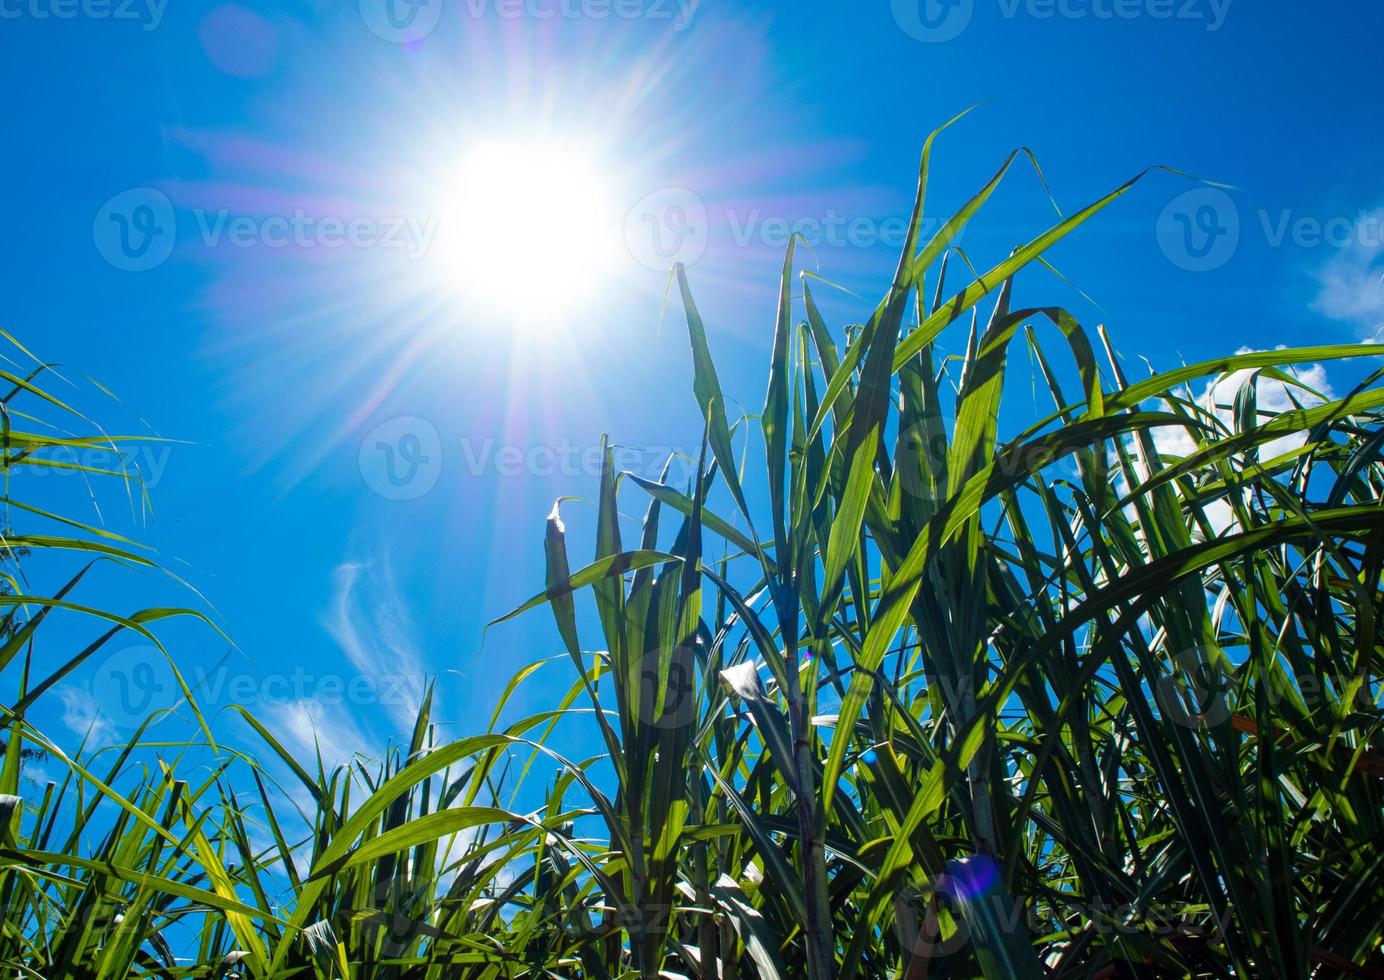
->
429;139;621;324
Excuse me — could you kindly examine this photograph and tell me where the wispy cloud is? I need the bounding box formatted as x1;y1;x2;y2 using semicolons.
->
1311;207;1384;338
56;687;116;745
219;553;432;802
260;697;374;771
323;555;431;733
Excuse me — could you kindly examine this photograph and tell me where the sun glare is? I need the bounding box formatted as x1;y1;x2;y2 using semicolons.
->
431;138;622;324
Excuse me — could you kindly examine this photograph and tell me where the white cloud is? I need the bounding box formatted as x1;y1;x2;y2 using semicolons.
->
260;697;373;771
323;556;431;733
1311;207;1384;337
1135;348;1336;537
57;687;116;745
206;553;439;847
1151;347;1334;461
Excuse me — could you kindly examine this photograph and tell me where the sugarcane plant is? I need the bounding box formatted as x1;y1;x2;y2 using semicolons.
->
485;113;1384;977
2;115;1383;978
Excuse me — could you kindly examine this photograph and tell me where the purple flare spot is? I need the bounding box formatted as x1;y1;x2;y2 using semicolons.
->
945;855;1000;903
199;5;278;80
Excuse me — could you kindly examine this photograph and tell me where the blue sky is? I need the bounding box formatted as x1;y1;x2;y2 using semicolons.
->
5;0;1384;785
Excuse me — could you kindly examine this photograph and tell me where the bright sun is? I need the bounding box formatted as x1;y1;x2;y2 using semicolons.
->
431;138;622;324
